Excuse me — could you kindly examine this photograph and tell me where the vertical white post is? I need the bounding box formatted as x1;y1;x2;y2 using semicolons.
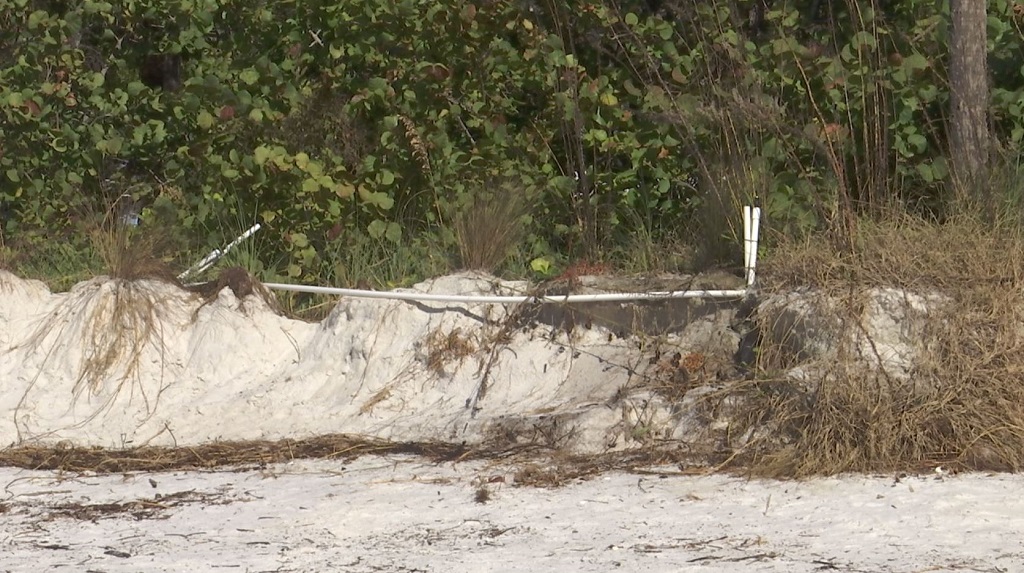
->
743;206;752;287
747;207;761;287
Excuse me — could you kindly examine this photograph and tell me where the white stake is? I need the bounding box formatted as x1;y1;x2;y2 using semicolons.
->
743;205;752;285
747;207;761;287
179;223;262;281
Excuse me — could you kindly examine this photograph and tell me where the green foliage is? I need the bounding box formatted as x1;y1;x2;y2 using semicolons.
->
530;256;556;278
1;0;1022;283
5;239;102;291
320;230;449;290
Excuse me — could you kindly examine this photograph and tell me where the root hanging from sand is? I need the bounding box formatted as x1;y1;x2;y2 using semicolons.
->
14;278;176;438
187;266;283;316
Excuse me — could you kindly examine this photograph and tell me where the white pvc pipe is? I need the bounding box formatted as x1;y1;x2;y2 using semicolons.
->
261;283;749;304
743;205;752;285
259;204;762;305
747;207;761;287
179;223;262;281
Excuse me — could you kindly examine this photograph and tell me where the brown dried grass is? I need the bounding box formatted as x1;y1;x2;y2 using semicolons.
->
74;208;186;398
6;276;181;449
91;212;179;284
9;209;187;427
0;436;717;485
728;211;1024;477
424;326;476;376
454;183;528;272
0;433;724;482
0;436;477;473
0;243;11;271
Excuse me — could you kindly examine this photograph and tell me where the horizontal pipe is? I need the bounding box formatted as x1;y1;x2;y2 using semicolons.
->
258;205;760;305
261;282;748;304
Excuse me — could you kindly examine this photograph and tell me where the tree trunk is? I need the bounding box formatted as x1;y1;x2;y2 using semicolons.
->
949;0;990;201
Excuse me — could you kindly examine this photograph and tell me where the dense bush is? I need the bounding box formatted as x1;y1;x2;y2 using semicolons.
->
1;0;1022;281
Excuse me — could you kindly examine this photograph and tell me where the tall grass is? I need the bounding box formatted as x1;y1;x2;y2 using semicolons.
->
727;192;1024;476
91;221;178;284
454;183;529;273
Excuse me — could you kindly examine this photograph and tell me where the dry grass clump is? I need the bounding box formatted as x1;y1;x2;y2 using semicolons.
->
454;183;528;272
731;212;1024;477
474;485;492;504
0;242;12;271
760;211;1022;291
645;351;709;401
7;204;187;432
424;326;476;375
90;212;179;284
67;207;184;399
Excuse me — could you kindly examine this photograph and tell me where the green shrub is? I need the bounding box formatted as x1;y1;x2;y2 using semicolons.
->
2;0;1022;282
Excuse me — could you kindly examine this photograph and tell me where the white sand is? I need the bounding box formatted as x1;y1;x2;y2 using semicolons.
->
2;271;1021;571
0;271;720;452
1;457;1020;572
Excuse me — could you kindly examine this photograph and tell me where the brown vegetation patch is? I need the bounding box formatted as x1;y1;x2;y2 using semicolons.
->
645;351;710;401
0;437;721;486
424;326;476;375
46;490;231;521
91;213;179;284
454;182;528;272
75;282;166;398
14;278;174;412
0;436;536;474
509;450;718;487
187;266;282;313
726;213;1024;477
